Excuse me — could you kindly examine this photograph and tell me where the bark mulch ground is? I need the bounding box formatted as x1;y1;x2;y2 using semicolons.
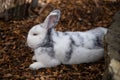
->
0;0;120;80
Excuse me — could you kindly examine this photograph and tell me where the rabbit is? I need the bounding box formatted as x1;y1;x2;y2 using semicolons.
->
27;9;107;70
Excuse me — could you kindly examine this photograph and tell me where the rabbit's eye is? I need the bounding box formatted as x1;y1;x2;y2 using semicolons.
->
33;33;38;36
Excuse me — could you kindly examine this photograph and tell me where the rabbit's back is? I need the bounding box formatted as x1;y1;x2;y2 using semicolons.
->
63;27;107;49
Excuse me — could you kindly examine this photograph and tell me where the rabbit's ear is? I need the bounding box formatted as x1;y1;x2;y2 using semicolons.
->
43;9;61;29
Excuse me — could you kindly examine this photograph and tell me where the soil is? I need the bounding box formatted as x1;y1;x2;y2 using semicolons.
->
0;0;120;80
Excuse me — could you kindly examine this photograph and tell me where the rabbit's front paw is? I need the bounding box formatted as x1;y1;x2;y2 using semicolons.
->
29;62;45;70
32;55;36;61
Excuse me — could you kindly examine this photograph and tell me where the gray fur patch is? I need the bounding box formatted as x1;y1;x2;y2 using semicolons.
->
77;34;84;46
63;33;85;62
40;48;55;57
69;33;84;47
93;36;103;48
64;37;73;62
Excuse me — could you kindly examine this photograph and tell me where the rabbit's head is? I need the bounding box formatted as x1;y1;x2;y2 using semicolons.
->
27;10;61;49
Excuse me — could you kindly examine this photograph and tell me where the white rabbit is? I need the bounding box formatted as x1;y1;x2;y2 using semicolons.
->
27;9;107;70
